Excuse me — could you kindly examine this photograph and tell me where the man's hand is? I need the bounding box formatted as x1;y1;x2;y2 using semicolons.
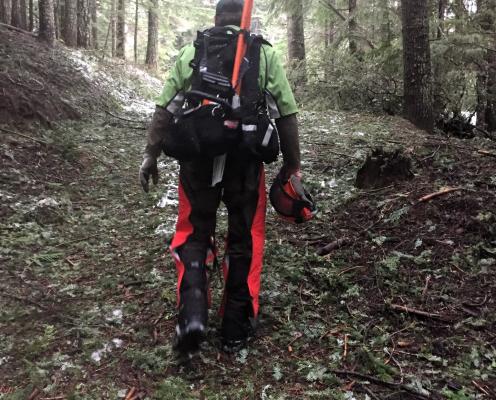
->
139;155;159;193
279;165;302;182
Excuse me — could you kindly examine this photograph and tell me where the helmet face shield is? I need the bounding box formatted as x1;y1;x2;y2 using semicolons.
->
269;174;316;224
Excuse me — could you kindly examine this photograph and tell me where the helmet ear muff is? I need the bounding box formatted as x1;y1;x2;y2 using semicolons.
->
269;174;317;224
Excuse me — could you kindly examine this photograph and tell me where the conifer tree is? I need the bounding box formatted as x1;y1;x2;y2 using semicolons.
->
401;0;434;131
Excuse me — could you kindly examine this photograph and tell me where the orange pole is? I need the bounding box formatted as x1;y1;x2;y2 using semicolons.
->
231;0;254;93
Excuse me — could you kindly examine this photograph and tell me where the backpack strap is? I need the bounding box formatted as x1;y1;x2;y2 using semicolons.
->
239;35;269;117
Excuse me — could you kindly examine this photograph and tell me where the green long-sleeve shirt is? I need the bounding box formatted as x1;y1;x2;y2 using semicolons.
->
155;38;298;119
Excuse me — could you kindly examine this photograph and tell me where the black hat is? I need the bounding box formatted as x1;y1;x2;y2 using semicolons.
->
216;0;244;15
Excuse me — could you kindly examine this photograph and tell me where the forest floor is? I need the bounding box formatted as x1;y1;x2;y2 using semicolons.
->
1;26;496;400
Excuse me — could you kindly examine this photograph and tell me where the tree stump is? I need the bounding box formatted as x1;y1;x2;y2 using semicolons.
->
355;147;414;189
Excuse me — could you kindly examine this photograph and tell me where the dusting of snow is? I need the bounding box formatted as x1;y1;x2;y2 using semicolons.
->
90;338;124;363
67;50;161;116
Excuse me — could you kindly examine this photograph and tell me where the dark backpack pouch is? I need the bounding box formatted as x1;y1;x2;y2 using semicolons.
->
194;104;241;158
164;104;241;161
163;113;201;162
238;113;279;164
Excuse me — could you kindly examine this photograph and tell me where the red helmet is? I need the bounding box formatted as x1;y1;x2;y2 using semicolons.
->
269;173;317;224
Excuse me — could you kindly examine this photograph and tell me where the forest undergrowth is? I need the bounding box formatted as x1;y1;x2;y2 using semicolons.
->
1;29;496;400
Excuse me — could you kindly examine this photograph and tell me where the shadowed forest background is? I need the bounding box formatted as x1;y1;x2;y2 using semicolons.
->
0;0;495;399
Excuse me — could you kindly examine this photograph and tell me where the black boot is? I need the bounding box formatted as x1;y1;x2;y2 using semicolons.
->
221;297;254;353
174;261;208;354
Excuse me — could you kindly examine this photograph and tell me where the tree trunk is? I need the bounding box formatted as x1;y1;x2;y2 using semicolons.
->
77;0;91;48
116;0;125;58
401;0;434;132
349;0;358;54
91;0;97;48
476;0;496;131
62;0;77;46
381;0;391;47
28;0;33;30
134;0;139;64
111;0;117;56
287;0;306;84
134;0;138;63
20;0;27;28
437;0;447;39
11;0;22;27
39;0;56;45
0;0;12;24
145;0;158;68
54;0;61;38
484;0;496;131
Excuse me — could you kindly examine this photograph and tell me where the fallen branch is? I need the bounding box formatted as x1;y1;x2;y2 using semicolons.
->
472;380;491;396
105;109;146;125
317;238;351;256
474;126;496;141
0;126;48;145
124;387;137;400
27;388;41;400
0;291;49;311
0;22;37;36
330;369;431;399
387;303;450;322
477;149;496;158
416;187;463;204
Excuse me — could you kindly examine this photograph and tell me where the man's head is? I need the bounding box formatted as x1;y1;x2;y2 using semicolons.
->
215;0;244;27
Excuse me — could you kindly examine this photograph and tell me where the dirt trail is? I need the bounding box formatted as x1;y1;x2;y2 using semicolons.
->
1;99;496;398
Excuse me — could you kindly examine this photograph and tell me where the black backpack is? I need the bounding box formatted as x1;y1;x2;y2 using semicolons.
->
163;26;279;163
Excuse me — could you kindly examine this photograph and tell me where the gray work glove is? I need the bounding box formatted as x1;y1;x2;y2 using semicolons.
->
139;154;159;193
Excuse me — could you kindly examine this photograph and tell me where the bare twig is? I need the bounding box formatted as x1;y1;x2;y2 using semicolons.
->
416;187;463;204
421;275;431;302
337;265;366;276
105;109;146;125
342;334;349;360
472;380;491;396
477;149;496;158
27;388;41;400
0;291;49;311
387;303;450;322
330;369;432;399
124;387;137;400
317;238;351;256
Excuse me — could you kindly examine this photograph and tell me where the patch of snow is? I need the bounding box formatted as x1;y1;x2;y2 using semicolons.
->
354;131;366;137
37;197;59;207
90;338;124;363
0;356;11;366
157;189;178;208
106;309;123;324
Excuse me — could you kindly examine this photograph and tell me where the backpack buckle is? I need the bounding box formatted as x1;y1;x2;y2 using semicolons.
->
211;104;226;118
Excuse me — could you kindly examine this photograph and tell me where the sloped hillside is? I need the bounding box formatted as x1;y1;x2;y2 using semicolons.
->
0;24;160;126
